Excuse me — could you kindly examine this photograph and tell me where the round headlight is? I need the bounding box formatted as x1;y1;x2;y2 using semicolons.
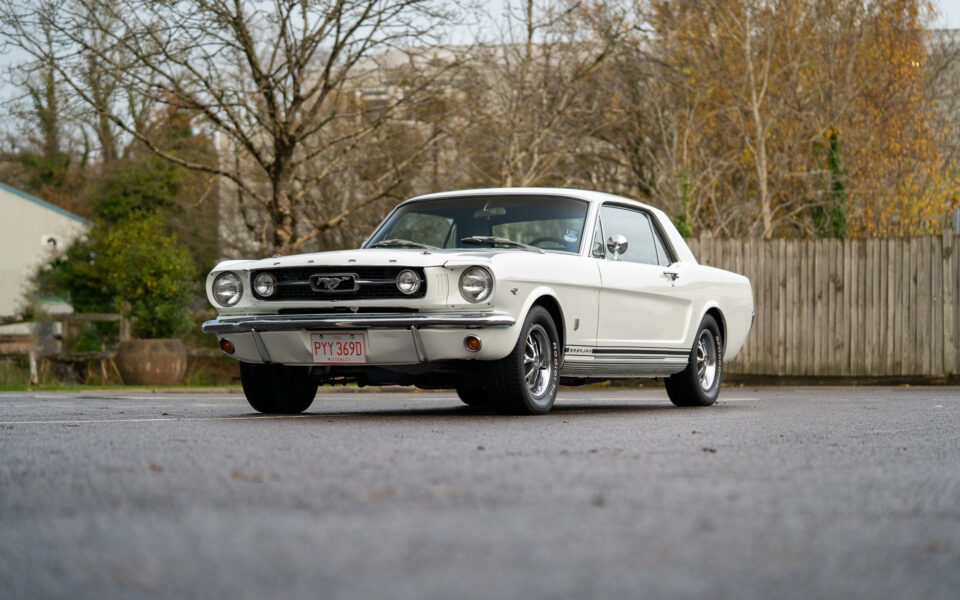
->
396;269;422;295
213;272;243;307
459;266;493;303
254;272;277;297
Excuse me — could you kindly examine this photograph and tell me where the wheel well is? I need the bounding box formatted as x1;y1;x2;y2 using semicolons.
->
705;307;726;351
532;295;565;352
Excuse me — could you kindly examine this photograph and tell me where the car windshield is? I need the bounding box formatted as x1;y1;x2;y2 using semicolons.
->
365;195;589;253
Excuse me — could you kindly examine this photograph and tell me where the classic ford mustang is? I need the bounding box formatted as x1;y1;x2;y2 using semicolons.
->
203;188;753;414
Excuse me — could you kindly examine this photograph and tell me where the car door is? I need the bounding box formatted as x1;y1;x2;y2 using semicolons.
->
594;204;694;350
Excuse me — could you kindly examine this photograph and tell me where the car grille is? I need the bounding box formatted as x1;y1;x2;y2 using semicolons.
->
252;266;427;301
277;307;420;315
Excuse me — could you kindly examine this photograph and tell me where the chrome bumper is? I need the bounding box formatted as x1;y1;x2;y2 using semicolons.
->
201;312;516;335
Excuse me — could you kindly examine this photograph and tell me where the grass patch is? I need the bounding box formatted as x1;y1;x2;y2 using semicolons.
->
0;355;240;391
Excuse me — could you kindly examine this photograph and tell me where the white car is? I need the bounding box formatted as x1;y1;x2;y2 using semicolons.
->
203;188;754;415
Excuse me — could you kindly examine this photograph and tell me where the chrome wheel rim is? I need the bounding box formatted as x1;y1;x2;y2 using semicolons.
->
696;329;718;391
523;326;552;398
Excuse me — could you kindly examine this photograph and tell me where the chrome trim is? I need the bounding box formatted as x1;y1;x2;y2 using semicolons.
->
409;326;428;362
202;312;516;334
280;278;395;286
250;330;272;363
696;329;718;390
309;273;359;293
360;279;400;285
560;356;688;378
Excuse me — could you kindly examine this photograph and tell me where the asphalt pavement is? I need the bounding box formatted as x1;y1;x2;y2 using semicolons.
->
1;386;958;600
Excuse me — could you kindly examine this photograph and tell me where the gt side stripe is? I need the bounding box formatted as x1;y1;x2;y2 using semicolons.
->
592;347;690;356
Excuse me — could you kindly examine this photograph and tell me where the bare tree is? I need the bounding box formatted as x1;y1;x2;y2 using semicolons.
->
1;0;462;254
450;0;623;188
585;0;742;235
0;12;91;210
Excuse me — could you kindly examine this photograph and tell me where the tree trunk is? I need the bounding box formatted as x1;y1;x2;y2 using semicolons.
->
743;8;773;239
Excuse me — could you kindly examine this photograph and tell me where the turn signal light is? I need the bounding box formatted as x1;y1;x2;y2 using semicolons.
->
219;338;236;354
464;336;482;352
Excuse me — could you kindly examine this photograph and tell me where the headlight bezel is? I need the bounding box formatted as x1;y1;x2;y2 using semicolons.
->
458;266;494;303
253;272;277;298
213;271;244;307
395;269;422;295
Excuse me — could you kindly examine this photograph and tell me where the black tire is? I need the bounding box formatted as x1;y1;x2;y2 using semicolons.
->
239;362;317;414
455;386;493;407
665;315;723;407
487;306;560;415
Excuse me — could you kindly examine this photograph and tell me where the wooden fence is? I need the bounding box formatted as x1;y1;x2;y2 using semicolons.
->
687;233;959;378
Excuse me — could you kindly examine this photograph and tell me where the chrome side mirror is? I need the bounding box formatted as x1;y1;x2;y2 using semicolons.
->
606;234;628;260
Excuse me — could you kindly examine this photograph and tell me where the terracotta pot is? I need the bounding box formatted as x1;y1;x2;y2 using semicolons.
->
115;339;187;386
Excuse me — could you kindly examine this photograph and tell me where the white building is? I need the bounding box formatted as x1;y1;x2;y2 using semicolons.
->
0;182;87;317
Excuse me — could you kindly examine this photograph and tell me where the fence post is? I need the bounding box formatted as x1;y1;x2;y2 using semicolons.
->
28;349;38;386
945;231;957;375
119;317;131;342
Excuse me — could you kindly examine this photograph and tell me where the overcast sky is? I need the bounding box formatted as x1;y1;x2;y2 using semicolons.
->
938;0;960;26
1;1;959;85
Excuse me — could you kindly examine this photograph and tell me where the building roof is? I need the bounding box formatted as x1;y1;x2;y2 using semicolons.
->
0;180;87;224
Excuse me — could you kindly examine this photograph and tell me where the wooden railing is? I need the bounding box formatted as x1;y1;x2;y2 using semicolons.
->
0;313;135;385
688;233;959;378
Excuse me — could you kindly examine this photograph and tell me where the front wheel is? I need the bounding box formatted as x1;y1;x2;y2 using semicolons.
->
488;306;560;415
665;315;723;407
240;362;317;414
456;385;493;407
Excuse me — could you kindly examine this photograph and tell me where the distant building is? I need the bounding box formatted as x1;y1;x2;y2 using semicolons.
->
0;182;87;317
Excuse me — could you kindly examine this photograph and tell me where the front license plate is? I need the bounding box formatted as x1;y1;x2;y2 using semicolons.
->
310;333;367;364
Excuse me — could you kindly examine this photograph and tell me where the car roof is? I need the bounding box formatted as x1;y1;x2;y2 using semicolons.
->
407;187;655;212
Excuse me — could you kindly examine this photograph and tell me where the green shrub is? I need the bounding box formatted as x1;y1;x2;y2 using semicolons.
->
35;235;115;315
99;213;197;338
34;212;197;339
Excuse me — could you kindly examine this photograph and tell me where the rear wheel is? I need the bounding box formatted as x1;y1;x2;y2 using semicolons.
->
240;362;317;414
488;306;560;415
665;315;723;407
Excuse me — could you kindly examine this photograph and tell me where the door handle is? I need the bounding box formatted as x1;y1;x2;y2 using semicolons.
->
662;270;679;281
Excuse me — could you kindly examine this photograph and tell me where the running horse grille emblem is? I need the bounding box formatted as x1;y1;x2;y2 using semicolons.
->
308;273;358;293
318;277;346;290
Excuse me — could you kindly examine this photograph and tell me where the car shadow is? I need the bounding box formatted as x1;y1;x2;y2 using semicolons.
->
234;401;735;420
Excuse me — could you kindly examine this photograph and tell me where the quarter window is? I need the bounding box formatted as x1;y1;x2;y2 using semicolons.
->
653;226;673;266
591;219;605;258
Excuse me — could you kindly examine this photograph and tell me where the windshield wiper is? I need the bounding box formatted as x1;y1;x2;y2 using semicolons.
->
460;236;545;254
369;239;438;250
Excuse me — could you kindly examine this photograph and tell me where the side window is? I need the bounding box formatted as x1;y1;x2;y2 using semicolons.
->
599;205;659;265
652;225;673;266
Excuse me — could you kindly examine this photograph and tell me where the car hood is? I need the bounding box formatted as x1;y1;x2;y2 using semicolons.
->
214;248;516;272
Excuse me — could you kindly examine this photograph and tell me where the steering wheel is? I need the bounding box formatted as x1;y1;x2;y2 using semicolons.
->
528;236;569;248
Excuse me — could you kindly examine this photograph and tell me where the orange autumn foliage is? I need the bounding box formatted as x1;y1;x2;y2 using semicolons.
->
641;0;957;237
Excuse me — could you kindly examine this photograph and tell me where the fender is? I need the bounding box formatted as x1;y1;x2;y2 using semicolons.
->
513;287;567;361
693;301;727;353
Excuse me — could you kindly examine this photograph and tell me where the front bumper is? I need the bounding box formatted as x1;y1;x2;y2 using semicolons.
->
202;312;518;365
201;312;515;334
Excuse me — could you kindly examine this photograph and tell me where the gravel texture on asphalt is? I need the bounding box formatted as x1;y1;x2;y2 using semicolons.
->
1;386;958;600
